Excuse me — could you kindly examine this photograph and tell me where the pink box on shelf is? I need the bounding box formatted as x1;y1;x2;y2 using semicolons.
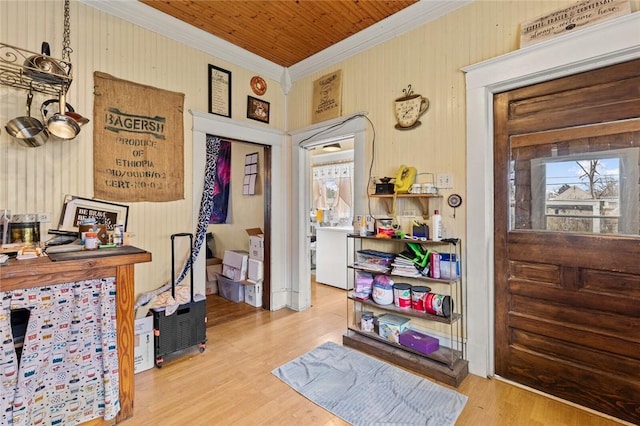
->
399;329;439;354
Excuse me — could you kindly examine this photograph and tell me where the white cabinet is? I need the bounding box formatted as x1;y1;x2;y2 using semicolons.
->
315;226;353;289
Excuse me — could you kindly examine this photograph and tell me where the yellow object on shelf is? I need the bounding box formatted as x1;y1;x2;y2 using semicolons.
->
16;247;42;260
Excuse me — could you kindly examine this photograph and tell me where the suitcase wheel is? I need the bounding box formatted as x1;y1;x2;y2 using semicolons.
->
199;343;206;353
155;357;164;368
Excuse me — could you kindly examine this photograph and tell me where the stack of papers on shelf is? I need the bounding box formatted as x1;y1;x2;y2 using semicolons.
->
354;249;396;273
352;262;390;273
391;257;423;277
0;254;8;265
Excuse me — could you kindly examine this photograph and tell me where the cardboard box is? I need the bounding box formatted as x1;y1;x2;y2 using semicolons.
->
206;257;223;281
246;228;264;261
247;258;263;283
244;281;263;307
134;316;154;373
399;329;439;354
205;280;218;295
223;264;245;281
218;275;245;303
439;253;460;279
377;314;410;344
206;258;224;295
207;264;222;285
222;250;248;281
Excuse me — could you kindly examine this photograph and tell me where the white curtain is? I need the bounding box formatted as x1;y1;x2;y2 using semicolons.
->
1;277;120;425
312;162;353;224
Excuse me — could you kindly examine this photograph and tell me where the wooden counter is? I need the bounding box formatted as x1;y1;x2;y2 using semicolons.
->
0;247;152;424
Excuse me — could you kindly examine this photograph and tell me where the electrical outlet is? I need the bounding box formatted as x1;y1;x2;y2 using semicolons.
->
37;212;51;223
437;173;454;189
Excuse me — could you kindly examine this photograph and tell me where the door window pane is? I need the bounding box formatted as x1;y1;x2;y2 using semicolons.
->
544;158;620;233
509;134;639;236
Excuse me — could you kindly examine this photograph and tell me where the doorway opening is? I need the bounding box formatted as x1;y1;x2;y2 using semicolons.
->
204;138;271;325
309;139;355;292
291;112;368;311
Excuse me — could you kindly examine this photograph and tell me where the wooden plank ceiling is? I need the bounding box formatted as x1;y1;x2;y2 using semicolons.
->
139;1;418;67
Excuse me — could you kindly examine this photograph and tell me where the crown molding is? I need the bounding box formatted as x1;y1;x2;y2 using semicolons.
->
288;0;472;81
78;0;285;81
79;0;472;85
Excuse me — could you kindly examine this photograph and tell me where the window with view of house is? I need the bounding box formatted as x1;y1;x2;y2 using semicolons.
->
510;146;639;236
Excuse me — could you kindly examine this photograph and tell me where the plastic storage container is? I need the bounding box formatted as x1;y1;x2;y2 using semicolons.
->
218;275;245;303
372;275;394;305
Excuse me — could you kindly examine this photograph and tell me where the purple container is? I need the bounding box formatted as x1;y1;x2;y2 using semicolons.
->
399;329;439;354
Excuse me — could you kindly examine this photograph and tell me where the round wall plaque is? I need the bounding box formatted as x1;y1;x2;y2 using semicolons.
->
447;194;462;208
447;193;463;218
250;76;267;96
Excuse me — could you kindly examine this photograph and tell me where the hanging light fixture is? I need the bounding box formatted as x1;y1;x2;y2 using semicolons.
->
322;143;341;152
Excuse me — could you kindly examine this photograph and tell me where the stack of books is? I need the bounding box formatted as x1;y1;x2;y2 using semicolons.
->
390;257;422;277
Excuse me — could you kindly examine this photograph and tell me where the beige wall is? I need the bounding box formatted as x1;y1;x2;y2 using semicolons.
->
287;0;639;241
0;1;282;297
1;0;637;303
208;142;265;258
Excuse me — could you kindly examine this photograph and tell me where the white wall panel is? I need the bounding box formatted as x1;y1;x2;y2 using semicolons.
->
287;0;639;244
2;0;637;306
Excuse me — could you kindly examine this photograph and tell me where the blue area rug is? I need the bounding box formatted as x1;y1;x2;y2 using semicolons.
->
272;341;467;425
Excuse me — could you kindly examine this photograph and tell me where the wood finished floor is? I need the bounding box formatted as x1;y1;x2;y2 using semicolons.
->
122;281;628;425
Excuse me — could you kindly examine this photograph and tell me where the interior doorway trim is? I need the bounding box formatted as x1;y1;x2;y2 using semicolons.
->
190;110;289;309
289;112;368;311
462;14;640;378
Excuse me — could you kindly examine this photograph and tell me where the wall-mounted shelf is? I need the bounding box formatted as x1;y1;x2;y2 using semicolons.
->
369;193;442;217
0;43;73;96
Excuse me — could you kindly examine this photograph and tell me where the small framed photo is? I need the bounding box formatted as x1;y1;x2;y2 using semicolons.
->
58;195;129;232
247;96;270;123
208;64;232;118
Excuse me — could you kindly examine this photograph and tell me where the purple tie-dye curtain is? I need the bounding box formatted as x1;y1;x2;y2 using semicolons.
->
208;136;231;224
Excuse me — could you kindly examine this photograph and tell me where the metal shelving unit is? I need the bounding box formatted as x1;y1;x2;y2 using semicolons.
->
342;234;468;387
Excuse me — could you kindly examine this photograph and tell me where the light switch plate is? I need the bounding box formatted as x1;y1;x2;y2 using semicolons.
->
37;212;51;223
437;173;453;189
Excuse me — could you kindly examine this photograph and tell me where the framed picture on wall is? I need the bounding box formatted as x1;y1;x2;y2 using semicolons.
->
58;195;129;232
247;96;270;123
208;64;232;118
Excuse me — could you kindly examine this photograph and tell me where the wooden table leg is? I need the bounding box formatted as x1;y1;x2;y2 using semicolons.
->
115;264;135;423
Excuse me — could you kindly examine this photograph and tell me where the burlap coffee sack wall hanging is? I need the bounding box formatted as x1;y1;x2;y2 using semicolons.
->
93;71;185;202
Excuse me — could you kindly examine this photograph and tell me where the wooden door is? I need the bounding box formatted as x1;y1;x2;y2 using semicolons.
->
494;58;640;424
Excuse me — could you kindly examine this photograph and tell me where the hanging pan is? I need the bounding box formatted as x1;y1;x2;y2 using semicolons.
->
23;42;67;84
5;90;50;148
41;97;89;128
42;92;81;140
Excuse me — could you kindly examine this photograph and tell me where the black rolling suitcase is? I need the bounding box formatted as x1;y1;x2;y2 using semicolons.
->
152;233;207;368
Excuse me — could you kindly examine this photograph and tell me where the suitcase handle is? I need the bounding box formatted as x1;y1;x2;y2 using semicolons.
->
171;232;192;239
170;233;194;301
